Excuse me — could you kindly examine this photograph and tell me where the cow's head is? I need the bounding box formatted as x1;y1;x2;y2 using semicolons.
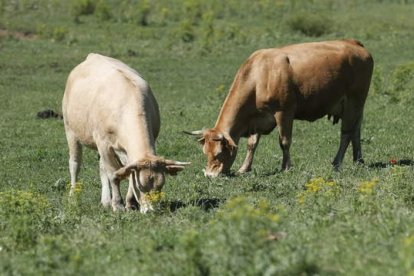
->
185;129;237;177
115;157;190;213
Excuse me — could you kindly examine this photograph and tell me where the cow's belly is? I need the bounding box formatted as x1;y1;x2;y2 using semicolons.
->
294;93;346;122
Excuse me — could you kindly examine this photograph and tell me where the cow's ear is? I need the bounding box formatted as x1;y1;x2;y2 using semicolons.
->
197;137;206;145
223;134;237;151
114;163;136;180
162;160;191;176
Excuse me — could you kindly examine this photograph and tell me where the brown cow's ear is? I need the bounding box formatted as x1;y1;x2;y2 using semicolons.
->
197;137;206;145
212;133;224;142
223;134;237;151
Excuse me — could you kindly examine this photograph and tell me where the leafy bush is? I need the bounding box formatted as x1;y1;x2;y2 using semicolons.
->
36;24;68;42
177;196;281;274
71;0;96;20
0;190;53;250
95;0;112;21
389;62;414;103
285;12;332;37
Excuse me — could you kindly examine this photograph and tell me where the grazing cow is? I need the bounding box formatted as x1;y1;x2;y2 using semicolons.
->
63;53;189;212
186;39;374;177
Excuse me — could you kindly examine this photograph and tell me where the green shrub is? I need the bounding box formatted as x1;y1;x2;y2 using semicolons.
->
389;62;414;103
177;196;281;274
36;24;68;42
0;190;53;250
174;19;196;43
95;0;112;21
285;12;332;37
71;0;96;19
371;65;386;95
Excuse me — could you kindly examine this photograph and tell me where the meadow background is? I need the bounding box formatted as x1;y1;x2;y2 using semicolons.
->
1;0;414;275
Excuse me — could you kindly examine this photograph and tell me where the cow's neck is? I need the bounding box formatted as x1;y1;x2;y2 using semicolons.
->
120;114;157;162
214;86;252;144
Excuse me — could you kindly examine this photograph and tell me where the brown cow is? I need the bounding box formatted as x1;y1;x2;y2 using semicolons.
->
187;39;374;177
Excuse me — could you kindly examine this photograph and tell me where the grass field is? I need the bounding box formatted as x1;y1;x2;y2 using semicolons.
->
1;0;414;275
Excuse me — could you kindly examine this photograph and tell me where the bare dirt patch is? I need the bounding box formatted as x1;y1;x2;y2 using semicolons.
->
0;28;38;40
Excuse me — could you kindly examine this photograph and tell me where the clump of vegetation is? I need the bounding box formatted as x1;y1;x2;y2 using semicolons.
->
284;12;332;37
297;177;340;205
389;62;414;103
36;24;68;42
358;178;379;195
0;190;53;250
400;234;414;275
369;62;414;104
178;196;281;274
71;0;96;16
95;0;112;22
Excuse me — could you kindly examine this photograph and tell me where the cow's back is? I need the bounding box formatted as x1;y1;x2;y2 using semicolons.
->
249;40;373;121
62;54;160;146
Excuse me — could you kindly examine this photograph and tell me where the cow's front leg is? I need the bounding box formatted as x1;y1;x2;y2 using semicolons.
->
98;145;125;211
139;191;154;214
275;112;293;171
99;158;112;208
238;133;261;173
125;172;139;211
109;177;124;211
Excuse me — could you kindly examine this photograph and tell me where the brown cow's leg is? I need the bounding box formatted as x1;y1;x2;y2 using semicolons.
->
351;116;364;164
275;112;293;171
238;133;261;173
333;99;364;170
332;131;352;170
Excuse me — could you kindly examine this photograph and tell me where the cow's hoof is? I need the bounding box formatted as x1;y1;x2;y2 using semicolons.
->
238;166;251;174
125;202;138;211
101;200;112;208
112;203;125;212
139;202;154;214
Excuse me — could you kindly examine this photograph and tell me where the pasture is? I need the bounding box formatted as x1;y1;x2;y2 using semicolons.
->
1;0;414;275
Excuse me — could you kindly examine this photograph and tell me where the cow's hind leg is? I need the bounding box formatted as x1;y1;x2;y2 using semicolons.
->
332;131;352;170
332;98;364;170
275;112;294;171
66;130;82;196
238;133;261;174
351;116;364;164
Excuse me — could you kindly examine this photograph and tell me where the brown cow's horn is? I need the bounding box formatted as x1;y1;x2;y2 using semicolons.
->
183;130;204;136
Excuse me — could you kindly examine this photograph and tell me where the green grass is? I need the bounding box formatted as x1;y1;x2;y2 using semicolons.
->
1;0;414;275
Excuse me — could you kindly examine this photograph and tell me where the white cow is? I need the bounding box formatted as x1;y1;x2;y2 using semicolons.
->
62;53;189;212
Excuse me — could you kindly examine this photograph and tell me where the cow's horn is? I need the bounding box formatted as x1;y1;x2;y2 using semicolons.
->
164;160;191;166
183;130;204;136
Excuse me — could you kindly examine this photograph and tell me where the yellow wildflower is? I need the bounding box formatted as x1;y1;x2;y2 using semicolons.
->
305;177;325;193
145;191;166;203
73;182;83;194
297;177;338;204
358;178;379;194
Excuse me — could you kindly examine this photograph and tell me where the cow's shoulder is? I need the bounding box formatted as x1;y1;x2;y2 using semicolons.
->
87;53;149;92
